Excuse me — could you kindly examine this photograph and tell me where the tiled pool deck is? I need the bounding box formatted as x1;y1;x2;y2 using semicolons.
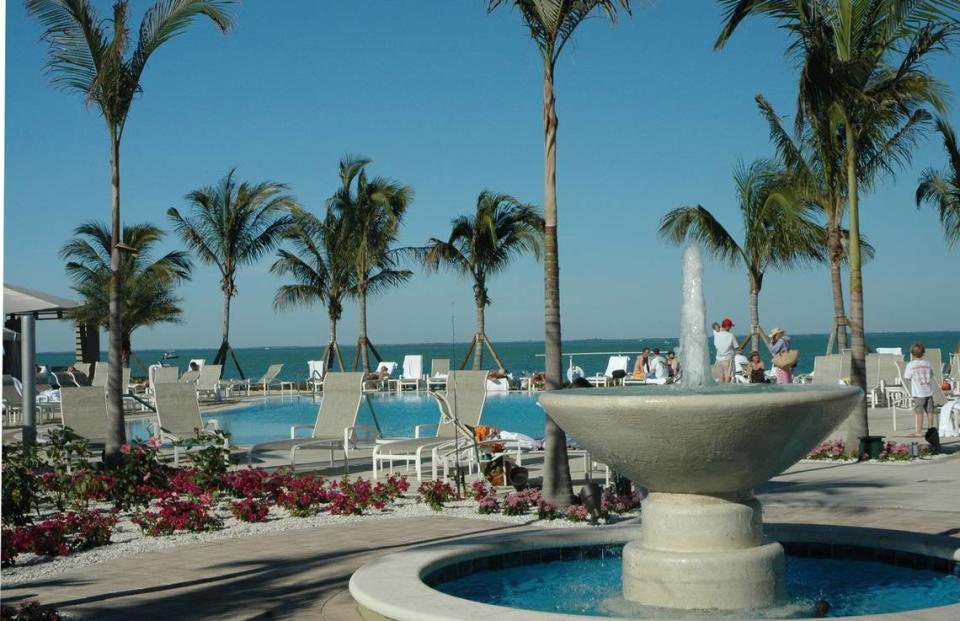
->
2;401;959;620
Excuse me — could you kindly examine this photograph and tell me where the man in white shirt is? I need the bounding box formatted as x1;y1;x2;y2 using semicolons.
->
904;342;936;435
650;348;668;381
712;318;738;383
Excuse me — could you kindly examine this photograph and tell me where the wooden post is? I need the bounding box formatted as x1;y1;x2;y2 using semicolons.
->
483;335;508;371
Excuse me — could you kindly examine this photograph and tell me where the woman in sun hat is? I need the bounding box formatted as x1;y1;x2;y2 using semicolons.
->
769;327;793;384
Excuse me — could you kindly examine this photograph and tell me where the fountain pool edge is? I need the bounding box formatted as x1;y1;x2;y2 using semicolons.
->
348;523;960;621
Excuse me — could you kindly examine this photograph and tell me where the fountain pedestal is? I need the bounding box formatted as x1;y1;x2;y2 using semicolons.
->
623;492;784;609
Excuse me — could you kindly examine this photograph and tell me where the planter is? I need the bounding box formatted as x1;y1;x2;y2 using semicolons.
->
859;435;885;460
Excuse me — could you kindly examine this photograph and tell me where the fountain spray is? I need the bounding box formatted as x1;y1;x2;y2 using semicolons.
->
680;244;714;387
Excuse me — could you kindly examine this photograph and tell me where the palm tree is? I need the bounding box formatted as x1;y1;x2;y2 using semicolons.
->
27;0;233;462
327;156;414;372
756;95;888;354
167;169;296;378
422;191;544;370
271;206;355;371
715;0;954;452
61;221;192;369
659;159;827;353
917;118;960;249
487;0;632;506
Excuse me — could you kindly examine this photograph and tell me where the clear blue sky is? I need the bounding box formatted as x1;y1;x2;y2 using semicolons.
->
4;1;958;353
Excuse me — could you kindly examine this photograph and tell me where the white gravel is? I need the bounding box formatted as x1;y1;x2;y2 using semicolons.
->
1;495;639;587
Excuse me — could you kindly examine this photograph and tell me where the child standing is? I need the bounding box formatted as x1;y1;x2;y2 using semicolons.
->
904;342;936;435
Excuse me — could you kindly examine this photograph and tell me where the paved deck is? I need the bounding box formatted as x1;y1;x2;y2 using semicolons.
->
3;401;959;619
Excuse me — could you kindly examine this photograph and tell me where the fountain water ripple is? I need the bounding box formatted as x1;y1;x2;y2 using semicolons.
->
680;245;714;387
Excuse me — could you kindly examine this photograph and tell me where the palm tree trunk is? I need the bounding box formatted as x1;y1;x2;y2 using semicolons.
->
105;132;126;466
541;60;575;507
828;216;849;352
749;282;760;354
473;288;486;370
358;285;370;372
328;311;341;371
121;333;132;369
843;124;868;453
215;286;232;372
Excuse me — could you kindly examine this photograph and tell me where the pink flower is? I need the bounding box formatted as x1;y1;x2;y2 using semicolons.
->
120;444;131;455
147;436;162;449
199;493;212;505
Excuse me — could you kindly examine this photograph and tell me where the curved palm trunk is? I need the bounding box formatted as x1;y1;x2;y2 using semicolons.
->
843;126;868;452
827;216;849;353
357;285;371;372
105;133;126;466
327;311;344;371
541;62;575;507
214;287;233;378
121;332;132;369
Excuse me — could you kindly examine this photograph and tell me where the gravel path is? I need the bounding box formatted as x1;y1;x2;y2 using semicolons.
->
1;495;639;587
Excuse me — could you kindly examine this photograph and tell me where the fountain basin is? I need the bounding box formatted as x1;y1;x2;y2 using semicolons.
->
348;524;960;620
538;384;862;494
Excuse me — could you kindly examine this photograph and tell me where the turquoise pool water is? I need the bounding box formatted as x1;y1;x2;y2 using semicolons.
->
127;392;544;446
436;546;960;618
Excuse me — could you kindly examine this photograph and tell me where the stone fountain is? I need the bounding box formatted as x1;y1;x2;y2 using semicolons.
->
539;245;862;610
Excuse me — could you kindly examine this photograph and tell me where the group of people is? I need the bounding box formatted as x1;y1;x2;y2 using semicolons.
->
632;347;680;381
713;318;795;385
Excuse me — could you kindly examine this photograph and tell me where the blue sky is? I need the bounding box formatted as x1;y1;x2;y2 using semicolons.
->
4;1;958;352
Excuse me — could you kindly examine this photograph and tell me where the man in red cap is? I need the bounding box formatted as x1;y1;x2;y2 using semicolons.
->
713;317;738;383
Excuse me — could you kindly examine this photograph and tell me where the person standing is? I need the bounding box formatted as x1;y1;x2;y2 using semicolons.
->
769;327;794;385
712;318;738;383
904;342;936;435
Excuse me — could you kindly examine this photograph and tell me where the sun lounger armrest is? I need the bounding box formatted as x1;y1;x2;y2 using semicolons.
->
347;425;378;446
414;423;437;438
205;419;219;431
290;424;313;439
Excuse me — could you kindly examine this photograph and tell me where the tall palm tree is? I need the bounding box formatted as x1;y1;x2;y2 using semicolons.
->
487;0;631;506
756;94;893;354
715;0;954;452
271;206;356;371
327;156;414;372
659;159;827;353
422;191;544;370
27;0;233;462
917;118;960;249
61;221;192;369
167;169;296;378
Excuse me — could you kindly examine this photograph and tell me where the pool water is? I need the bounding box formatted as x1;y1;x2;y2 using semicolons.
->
436;546;960;618
127;392;544;446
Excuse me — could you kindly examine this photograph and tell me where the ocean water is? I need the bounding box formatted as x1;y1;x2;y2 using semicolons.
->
37;332;959;382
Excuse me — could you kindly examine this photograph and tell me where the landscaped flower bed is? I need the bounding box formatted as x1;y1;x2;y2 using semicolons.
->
805;439;935;462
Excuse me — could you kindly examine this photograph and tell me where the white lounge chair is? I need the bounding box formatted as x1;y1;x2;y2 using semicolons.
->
247;372;368;470
148;365;179;395
395;355;423;393
587;355;630;387
230;363;291;395
196;364;223;401
307;360;325;394
58;386;107;448
374;361;398;391
373;370;487;481
153;383;220;465
427;359;450;391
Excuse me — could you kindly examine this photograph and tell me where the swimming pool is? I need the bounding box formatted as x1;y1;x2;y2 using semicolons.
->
128;392;545;446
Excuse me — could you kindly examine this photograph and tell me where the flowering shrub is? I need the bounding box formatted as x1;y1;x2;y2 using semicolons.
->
477;496;500;514
537;497;560;520
168;468;205;497
177;429;233;491
600;486;642;517
112;437;169;510
1;511;118;566
224;467;271;499
229;497;271;523
379;474;410;500
1;444;43;526
565;505;589;522
807;440;850;460
875;442;931;461
274;474;330;517
417;480;457;512
469;479;496;502
502;490;531;516
133;496;222;536
328;477;378;515
0;601;63;620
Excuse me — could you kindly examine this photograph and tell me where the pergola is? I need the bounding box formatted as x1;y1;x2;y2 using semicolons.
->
3;284;80;447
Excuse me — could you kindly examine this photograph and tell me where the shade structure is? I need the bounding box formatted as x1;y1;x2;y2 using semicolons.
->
3;284;79;319
3;284;80;449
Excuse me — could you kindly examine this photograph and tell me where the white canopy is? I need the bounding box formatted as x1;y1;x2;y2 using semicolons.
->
3;284;79;319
